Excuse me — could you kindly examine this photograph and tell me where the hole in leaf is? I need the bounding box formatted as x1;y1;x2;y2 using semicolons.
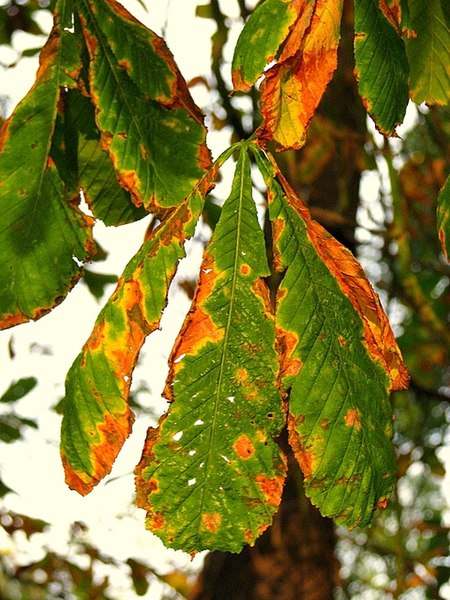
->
188;478;196;486
172;431;183;441
194;419;204;426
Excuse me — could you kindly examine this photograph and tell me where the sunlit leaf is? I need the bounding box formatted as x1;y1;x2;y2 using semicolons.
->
135;147;286;553
437;175;450;261
0;14;95;330
354;0;409;135
405;0;450;105
77;0;211;213
60;150;231;495
253;147;408;527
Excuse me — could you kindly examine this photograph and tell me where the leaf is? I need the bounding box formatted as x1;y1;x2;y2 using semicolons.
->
354;0;409;135
405;0;450;105
0;377;37;403
231;0;302;91
0;14;95;330
243;0;343;150
62;89;148;226
437;175;450;261
60;150;232;496
135;147;286;554
77;0;211;213
253;148;408;528
61;196;201;495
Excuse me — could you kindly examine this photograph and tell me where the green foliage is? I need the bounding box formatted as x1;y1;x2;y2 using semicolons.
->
0;0;448;566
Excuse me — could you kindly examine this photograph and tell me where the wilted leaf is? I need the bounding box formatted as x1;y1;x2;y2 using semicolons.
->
135;147;286;553
436;175;450;261
253;147;408;527
0;15;95;330
405;0;450;105
354;0;409;135
60;150;231;496
78;0;211;213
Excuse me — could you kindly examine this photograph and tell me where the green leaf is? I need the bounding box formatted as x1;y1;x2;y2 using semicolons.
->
60;148;232;495
82;268;118;300
232;0;302;91
77;0;211;213
0;14;95;330
405;0;450;105
135;147;286;553
0;377;38;403
354;0;409;135
63;89;148;226
437;175;450;261
253;148;408;528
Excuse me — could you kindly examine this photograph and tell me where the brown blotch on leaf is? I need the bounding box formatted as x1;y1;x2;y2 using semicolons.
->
255;474;284;507
202;512;221;533
233;434;255;459
338;335;346;347
149;511;165;530
240;264;251;276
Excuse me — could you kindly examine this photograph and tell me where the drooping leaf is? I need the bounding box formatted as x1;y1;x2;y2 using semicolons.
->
77;0;211;213
253;147;409;528
232;0;343;150
0;377;37;403
135;147;286;554
60;150;231;496
0;11;95;330
437;175;450;261
405;0;450;105
354;0;409;135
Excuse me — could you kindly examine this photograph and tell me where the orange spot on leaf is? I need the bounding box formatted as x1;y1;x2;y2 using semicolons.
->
344;408;361;430
255;474;285;507
233;435;255;459
202;512;221;533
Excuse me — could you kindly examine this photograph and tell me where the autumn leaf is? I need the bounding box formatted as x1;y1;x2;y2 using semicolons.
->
135;146;286;553
232;0;343;151
61;150;232;496
0;12;95;330
437;175;450;262
77;0;211;213
405;0;450;105
252;147;408;527
354;0;409;135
